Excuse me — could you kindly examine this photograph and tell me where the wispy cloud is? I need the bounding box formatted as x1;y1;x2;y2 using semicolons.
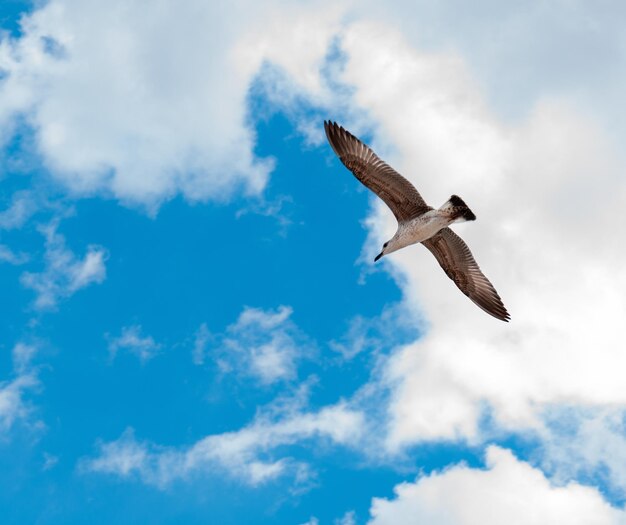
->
216;306;315;385
42;452;59;471
82;399;364;488
329;305;417;360
12;342;38;374
540;407;626;500
0;342;40;435
336;511;357;525
20;221;107;310
191;323;212;366
191;307;317;382
0;190;37;230
108;325;161;363
0;244;28;265
235;194;295;235
0;375;38;434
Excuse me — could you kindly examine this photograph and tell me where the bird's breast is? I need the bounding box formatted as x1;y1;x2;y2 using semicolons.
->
399;212;453;246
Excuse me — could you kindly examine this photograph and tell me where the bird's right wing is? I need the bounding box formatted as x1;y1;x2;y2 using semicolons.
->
324;121;430;222
422;228;510;321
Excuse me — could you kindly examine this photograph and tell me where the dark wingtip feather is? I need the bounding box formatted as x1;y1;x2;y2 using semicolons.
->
463;208;476;221
492;301;510;322
449;194;466;207
324;120;342;157
447;195;476;221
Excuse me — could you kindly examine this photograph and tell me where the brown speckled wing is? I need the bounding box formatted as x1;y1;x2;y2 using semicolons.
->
422;228;510;322
324;121;431;222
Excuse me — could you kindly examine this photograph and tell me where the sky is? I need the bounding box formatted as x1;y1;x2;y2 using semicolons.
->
1;1;626;523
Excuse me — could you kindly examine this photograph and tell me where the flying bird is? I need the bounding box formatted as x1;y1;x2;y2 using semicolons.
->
324;120;510;322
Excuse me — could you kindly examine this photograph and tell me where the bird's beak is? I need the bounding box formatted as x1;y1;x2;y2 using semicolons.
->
374;252;384;262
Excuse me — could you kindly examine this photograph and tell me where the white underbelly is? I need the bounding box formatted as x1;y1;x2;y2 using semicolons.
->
400;212;451;245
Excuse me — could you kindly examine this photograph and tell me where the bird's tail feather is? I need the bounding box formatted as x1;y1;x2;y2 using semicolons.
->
439;195;476;222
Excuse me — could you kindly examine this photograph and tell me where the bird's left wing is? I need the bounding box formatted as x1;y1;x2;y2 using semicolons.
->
422;228;510;321
324;121;431;222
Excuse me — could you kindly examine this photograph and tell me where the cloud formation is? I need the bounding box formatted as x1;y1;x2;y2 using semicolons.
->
0;244;28;265
0;190;37;230
20;220;107;309
108;325;161;363
0;343;39;435
83;400;364;488
368;446;626;525
0;0;344;209
216;306;315;385
191;322;211;366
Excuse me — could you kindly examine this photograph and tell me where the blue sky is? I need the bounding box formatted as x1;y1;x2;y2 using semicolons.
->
2;1;626;524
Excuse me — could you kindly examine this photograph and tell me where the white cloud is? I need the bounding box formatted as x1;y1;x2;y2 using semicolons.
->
42;452;59;471
0;342;39;435
368;446;626;525
336;510;357;525
360;1;626;126
0;190;37;229
86;428;151;477
12;342;37;373
330;305;415;360
0;0;345;209
108;325;161;363
20;220;106;309
0;374;38;434
330;315;378;360
82;401;364;488
540;408;626;499
181;392;362;485
218;306;314;385
0;244;28;265
191;322;211;366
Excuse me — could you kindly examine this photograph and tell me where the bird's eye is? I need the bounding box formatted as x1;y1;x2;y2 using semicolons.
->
383;242;388;248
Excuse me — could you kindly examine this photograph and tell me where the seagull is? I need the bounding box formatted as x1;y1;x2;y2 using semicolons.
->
324;121;510;322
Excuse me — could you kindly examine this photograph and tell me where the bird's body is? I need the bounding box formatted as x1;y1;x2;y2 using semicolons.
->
396;212;450;249
323;120;510;322
384;200;476;256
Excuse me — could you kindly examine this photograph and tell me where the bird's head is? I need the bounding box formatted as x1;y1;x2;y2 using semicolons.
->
374;241;390;262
